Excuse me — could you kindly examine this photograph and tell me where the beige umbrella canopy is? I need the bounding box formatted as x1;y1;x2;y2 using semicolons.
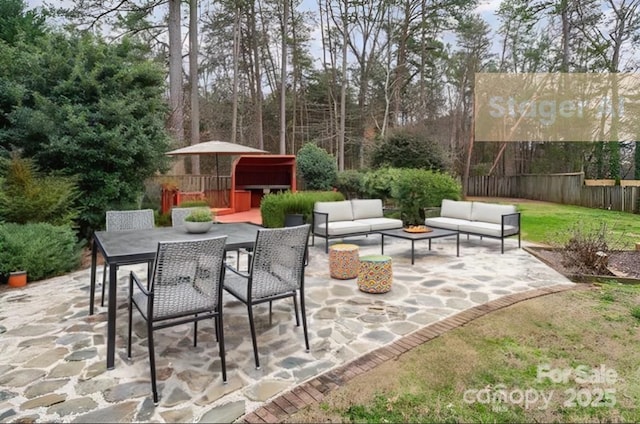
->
166;140;268;192
165;140;268;156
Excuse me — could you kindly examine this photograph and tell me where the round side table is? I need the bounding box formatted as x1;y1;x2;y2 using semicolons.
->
329;244;360;279
357;255;393;293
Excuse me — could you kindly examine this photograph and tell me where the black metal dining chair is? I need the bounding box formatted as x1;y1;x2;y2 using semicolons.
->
127;236;228;404
223;224;311;369
95;209;155;309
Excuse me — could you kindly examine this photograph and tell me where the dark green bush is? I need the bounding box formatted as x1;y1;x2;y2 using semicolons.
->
0;154;79;226
296;143;338;190
391;169;461;225
371;129;449;171
0;222;83;281
335;170;364;199
260;191;344;228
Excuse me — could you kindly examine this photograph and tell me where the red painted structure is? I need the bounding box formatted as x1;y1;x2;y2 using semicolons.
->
160;155;297;214
230;155;297;213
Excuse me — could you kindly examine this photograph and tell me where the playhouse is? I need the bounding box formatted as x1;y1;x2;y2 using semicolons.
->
229;155;297;213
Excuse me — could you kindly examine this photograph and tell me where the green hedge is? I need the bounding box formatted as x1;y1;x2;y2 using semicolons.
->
0;223;83;282
260;191;344;228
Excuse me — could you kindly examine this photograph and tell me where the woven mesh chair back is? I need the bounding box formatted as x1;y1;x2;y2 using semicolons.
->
151;237;227;319
106;209;155;231
170;207;197;227
249;224;311;300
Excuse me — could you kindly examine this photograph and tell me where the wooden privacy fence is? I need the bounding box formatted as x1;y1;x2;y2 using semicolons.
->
467;173;640;213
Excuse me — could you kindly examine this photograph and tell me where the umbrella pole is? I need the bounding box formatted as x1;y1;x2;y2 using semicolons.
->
216;155;220;207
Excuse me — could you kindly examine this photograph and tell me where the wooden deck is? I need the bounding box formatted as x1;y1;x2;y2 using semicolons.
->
214;207;262;225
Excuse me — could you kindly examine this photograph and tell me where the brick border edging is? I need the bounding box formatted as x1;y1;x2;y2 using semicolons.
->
242;284;580;423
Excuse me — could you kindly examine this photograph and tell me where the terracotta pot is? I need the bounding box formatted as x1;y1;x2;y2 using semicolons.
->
8;271;27;288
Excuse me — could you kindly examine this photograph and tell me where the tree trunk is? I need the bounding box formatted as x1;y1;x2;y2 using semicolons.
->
279;0;289;154
189;0;200;175
168;0;185;173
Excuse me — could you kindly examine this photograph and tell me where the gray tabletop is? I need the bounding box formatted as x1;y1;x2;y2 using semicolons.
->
94;222;260;264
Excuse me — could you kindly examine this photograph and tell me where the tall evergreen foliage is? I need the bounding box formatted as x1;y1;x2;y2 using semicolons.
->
0;2;171;236
371;130;449;171
296;143;338;190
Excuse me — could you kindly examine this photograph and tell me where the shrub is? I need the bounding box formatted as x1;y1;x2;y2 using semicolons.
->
360;168;402;203
0;154;79;226
335;170;364;199
0;222;83;281
260;190;344;228
155;211;171;227
296;143;338;190
370;129;449;171
391;169;461;225
560;222;611;275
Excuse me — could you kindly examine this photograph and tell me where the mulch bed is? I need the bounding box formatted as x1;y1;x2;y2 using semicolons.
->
526;247;640;282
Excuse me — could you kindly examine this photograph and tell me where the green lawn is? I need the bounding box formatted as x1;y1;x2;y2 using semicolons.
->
489;199;640;249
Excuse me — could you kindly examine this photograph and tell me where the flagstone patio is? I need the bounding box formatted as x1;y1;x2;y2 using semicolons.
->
0;234;574;423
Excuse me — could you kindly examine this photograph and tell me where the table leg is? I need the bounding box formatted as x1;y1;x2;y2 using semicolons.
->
456;233;460;257
89;240;97;316
107;262;118;370
411;240;415;265
428;239;432;251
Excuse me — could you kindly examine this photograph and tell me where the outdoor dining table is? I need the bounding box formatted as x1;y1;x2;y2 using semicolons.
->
89;222;262;370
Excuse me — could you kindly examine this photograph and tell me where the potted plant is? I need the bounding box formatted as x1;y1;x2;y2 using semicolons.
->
183;208;215;233
7;270;27;287
0;240;27;287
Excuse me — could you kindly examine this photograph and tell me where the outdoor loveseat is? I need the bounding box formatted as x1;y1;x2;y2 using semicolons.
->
424;199;521;253
312;199;403;252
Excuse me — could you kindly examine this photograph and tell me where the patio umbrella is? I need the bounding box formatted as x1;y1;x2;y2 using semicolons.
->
166;140;268;191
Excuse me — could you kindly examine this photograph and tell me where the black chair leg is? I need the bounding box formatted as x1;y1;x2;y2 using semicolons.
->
148;322;159;404
247;306;260;369
292;295;300;326
127;273;134;359
217;311;227;383
193;318;198;347
300;291;310;352
268;301;273;326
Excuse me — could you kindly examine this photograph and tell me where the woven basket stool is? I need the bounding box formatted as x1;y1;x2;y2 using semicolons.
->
329;244;360;279
357;255;393;293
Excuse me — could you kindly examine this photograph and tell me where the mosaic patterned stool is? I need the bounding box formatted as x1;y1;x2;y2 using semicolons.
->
357;255;393;293
329;244;360;279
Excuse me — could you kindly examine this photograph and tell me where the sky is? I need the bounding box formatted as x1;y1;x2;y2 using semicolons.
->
25;0;504;66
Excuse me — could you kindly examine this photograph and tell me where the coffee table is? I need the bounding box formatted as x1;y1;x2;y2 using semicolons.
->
377;228;459;265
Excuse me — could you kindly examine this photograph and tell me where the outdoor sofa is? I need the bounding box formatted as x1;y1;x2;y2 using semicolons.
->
312;199;403;252
424;199;521;253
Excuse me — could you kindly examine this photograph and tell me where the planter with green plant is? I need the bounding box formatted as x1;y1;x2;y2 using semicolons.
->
183;208;215;233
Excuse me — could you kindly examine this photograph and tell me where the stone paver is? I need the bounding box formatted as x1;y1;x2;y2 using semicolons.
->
0;235;574;422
